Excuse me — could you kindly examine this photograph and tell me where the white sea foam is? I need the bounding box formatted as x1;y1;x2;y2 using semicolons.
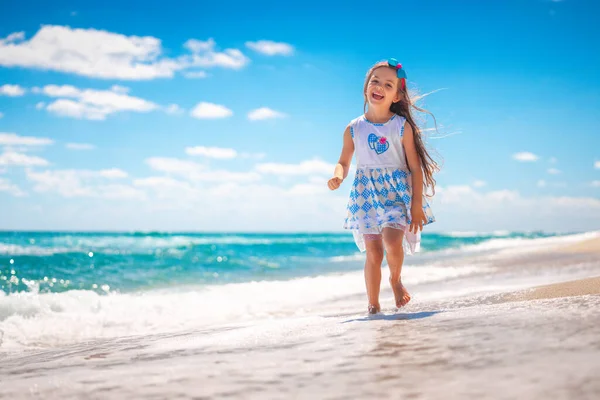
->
0;263;484;351
0;243;72;256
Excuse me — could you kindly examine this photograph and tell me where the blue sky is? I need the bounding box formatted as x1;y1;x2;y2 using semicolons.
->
0;0;599;232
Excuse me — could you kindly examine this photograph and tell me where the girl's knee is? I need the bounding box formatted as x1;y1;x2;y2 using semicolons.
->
366;245;384;264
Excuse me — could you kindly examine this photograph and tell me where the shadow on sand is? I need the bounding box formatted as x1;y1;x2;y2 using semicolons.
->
341;310;441;323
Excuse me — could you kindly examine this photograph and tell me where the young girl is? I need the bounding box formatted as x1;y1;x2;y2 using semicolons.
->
328;59;438;314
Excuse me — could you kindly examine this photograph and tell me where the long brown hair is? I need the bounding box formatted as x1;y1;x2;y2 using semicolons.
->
363;61;440;196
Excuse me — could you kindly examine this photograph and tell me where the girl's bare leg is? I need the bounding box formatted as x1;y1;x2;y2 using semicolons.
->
364;234;384;313
382;227;411;307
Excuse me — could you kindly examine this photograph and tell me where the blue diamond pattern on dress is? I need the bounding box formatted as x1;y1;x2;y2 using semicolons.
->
349;204;360;215
377;175;385;184
350;190;359;200
380;187;389;198
360;176;369;186
402;194;411;205
361;202;373;213
397;182;407;192
361;188;372;199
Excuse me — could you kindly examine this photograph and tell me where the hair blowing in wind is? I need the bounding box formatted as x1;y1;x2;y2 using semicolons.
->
363;61;441;196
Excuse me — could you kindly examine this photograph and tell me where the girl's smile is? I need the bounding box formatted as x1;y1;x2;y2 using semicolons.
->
366;67;399;107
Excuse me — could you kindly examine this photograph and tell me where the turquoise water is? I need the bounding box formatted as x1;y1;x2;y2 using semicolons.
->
0;231;563;295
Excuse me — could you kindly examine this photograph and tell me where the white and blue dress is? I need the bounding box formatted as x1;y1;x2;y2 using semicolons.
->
343;114;435;254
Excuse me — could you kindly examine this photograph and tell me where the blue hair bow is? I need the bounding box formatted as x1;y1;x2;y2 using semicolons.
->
388;58;407;80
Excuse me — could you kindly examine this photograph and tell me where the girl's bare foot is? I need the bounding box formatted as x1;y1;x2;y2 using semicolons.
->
390;278;411;308
368;303;381;314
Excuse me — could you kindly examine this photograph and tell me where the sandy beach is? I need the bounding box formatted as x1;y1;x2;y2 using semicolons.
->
1;233;600;399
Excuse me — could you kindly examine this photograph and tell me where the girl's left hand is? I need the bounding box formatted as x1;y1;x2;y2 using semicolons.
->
409;206;427;234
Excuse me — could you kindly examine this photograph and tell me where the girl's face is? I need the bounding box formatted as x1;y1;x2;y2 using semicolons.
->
366;67;400;109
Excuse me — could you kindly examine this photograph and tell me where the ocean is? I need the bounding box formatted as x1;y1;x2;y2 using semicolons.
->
0;230;563;295
0;230;583;351
2;230;600;399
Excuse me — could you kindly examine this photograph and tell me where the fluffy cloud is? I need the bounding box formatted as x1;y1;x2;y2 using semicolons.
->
0;151;49;166
35;84;158;120
591;181;600;188
0;26;249;80
0;132;53;146
431;184;600;232
472;180;487;188
183;38;248;69
0;177;26;196
547;168;561;175
595;161;600;169
66;143;95;150
25;168;140;199
245;40;294;56
248;107;286;121
0;84;26;96
190;102;233;119
512;152;539;162
145;156;260;182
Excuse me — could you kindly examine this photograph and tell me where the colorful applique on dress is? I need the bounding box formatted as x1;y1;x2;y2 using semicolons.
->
343;114;435;254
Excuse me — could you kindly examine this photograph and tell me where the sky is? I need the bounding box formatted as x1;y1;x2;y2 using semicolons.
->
0;0;599;233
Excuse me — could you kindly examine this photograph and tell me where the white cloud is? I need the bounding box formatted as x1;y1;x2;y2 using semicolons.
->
431;184;600;231
595;161;600;169
247;107;286;121
38;84;158;120
66;143;95;150
472;180;486;188
98;168;128;179
165;104;184;115
255;159;335;176
145;157;205;175
26;168;141;199
0;151;49;166
0;177;26;196
145;156;261;182
183;70;208;79
110;85;130;94
512;152;539;162
185;146;237;159
133;176;201;200
35;102;46;110
190;102;233;119
547;168;561;175
3;32;25;42
245;40;294;56
0;26;249;80
0;132;53;146
591;181;600;188
183;38;249;70
537;180;546;188
0;84;26;96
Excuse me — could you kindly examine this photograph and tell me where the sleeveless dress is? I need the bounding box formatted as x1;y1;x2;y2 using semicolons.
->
343;114;435;254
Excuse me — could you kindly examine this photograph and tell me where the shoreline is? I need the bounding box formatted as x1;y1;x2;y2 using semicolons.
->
1;231;600;399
